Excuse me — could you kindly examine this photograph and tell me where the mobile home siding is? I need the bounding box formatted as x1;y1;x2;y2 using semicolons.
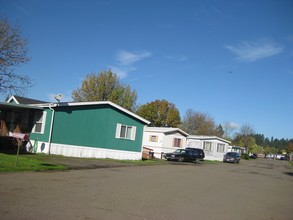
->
51;105;144;152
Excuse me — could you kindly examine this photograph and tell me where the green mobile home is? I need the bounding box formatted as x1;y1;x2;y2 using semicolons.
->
0;96;150;160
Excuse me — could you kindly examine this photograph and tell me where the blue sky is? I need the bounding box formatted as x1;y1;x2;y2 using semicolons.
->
1;0;292;139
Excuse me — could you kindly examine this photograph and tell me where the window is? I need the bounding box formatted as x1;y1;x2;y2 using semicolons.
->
149;135;158;142
217;143;225;152
203;141;212;151
32;111;47;134
116;123;136;140
173;138;182;147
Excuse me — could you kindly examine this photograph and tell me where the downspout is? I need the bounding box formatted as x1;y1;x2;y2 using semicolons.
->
48;104;56;155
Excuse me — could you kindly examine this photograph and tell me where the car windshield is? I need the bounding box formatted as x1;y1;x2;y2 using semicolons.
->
227;152;240;157
175;149;184;153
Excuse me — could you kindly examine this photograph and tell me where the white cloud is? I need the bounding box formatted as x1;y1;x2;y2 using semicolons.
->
225;40;283;62
116;50;151;66
110;50;151;78
109;66;136;79
227;122;240;129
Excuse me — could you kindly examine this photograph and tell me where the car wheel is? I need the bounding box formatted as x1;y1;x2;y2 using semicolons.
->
178;157;184;162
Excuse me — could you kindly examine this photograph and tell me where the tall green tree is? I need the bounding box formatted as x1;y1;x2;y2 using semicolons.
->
232;124;255;153
0;18;31;95
253;134;265;146
181;109;223;137
72;70;137;111
286;142;293;154
263;146;277;156
136;99;181;127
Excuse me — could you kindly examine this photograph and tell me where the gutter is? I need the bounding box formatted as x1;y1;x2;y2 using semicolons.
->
48;103;56;155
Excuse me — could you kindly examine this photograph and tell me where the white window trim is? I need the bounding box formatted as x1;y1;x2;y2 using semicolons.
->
203;141;212;151
115;123;136;140
32;111;47;134
217;143;225;152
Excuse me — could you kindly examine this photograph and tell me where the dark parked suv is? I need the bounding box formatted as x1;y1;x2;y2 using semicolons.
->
164;148;205;162
185;148;205;161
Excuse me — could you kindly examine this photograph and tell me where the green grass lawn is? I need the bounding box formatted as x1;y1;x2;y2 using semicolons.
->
0;153;169;172
0;153;65;172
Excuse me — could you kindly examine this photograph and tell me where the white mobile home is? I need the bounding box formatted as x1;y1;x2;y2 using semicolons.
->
186;135;231;161
227;146;246;154
143;127;189;159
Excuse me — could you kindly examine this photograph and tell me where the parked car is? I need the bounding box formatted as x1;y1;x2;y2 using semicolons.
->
164;149;198;162
185;148;205;161
279;155;287;160
249;153;257;159
223;152;240;163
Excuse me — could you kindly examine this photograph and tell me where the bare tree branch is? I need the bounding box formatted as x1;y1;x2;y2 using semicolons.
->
0;18;31;96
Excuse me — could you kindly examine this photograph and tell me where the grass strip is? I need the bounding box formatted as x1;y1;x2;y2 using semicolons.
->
0;153;65;172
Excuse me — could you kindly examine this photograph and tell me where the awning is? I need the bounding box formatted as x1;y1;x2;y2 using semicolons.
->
0;102;44;110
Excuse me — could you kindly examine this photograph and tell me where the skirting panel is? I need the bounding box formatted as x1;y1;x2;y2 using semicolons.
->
31;141;142;160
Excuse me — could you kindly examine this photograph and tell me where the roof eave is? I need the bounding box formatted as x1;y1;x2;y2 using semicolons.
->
0;102;44;110
187;135;231;144
145;127;189;136
33;101;151;125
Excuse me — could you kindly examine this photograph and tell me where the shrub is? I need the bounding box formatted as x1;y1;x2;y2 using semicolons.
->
241;153;250;160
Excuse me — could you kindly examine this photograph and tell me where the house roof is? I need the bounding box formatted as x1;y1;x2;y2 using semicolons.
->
32;101;151;125
144;127;189;137
7;95;47;104
4;95;150;125
187;135;231;144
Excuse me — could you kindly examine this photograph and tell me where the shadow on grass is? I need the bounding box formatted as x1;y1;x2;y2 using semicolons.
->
41;163;59;167
0;147;33;155
284;172;293;177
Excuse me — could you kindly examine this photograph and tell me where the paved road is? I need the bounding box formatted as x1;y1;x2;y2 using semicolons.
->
0;159;292;220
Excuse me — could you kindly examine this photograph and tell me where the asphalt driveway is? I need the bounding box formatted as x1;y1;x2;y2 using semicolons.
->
0;158;292;220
